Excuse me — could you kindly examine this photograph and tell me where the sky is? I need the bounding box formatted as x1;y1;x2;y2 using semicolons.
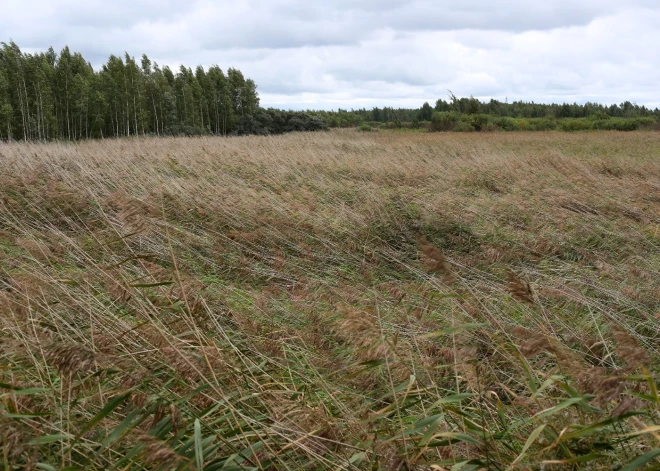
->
4;0;660;110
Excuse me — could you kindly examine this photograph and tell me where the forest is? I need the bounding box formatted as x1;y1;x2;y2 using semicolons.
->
0;41;327;141
2;41;659;141
319;94;660;131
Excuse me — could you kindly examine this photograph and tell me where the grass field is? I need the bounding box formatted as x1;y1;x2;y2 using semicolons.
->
1;130;659;470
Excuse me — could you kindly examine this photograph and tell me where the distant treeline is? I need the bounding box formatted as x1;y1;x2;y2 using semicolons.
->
316;93;660;132
3;40;658;141
0;41;326;141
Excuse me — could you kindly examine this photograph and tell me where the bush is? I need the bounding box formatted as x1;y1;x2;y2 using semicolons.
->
358;123;374;132
492;117;520;131
559;118;593;131
453;122;476;132
374;113;654;134
232;114;270;136
611;119;640;131
516;119;531;131
465;114;492;132
231;110;330;136
591;118;632;131
431;111;459;131
530;117;558;131
634;117;659;130
284;112;330;133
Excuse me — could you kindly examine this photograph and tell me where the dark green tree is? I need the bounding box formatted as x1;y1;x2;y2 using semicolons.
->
418;101;433;121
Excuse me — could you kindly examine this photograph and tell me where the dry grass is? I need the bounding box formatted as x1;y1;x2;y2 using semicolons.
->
0;130;659;470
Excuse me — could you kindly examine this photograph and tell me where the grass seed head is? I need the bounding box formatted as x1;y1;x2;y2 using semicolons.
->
45;343;96;376
506;269;535;304
418;236;456;283
611;325;651;371
137;435;184;470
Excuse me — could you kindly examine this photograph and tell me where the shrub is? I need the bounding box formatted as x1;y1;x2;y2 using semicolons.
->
230;110;329;135
359;123;374;132
492;117;520;131
530;117;558;131
560;118;593;131
232;114;270;136
613;119;640;131
465;114;492;132
379;121;393;129
284;112;330;133
453;121;476;132
588;112;611;122
516;119;530;131
591;118;628;131
634;117;659;130
431;111;459;131
419;120;433;131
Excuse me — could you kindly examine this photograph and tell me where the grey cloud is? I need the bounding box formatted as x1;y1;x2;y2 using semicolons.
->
329;68;440;87
58;0;189;28
4;0;660;110
378;0;660;33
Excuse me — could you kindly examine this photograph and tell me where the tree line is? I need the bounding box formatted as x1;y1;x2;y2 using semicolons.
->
3;39;657;140
431;93;660;120
0;41;329;141
318;92;660;130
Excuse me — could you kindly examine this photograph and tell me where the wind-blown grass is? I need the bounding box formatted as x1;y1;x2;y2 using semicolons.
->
1;130;659;470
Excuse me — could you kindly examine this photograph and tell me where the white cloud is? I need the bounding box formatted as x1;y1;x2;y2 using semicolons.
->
4;0;660;109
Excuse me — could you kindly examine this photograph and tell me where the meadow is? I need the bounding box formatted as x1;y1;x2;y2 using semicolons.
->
1;130;659;470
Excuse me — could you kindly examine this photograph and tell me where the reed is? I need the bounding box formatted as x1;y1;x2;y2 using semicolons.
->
0;130;659;469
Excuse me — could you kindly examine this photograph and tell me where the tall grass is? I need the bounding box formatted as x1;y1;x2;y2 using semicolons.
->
1;130;659;470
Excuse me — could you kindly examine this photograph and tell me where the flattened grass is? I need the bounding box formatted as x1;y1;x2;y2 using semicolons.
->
1;130;659;469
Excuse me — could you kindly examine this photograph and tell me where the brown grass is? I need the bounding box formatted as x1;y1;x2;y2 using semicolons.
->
0;130;659;469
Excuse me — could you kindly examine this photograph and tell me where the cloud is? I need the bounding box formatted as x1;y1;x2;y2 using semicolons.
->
4;0;660;109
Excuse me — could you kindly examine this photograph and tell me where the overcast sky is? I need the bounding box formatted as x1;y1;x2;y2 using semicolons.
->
4;0;660;110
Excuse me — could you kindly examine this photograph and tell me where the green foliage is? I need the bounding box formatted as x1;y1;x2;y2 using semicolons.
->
1;39;658;141
232;109;329;136
530;117;558;131
321;94;659;133
452;121;476;132
0;41;330;140
463;113;491;131
590;116;658;131
418;101;434;121
491;116;519;131
559;118;593;131
431;111;460;131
